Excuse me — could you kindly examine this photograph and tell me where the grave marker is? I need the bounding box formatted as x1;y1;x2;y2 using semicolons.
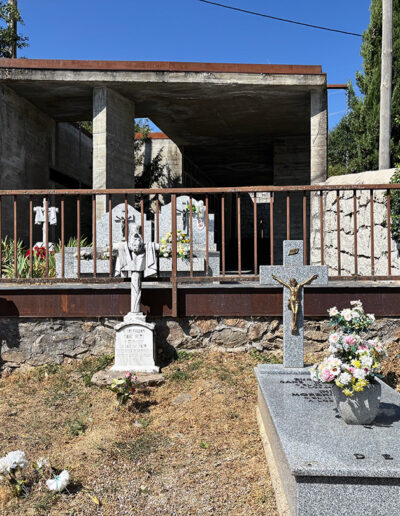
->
259;240;328;367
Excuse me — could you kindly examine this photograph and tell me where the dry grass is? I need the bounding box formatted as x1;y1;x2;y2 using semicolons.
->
0;351;279;516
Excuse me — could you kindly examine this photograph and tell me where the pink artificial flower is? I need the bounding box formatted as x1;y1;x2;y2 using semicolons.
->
125;372;132;378
358;345;368;351
322;369;335;382
348;367;355;374
344;335;356;346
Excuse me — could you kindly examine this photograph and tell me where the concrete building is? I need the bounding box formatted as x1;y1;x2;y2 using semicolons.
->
0;59;328;260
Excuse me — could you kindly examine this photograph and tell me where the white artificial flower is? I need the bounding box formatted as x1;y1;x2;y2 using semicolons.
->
326;356;342;368
1;451;28;472
351;310;360;319
367;314;375;321
329;333;340;344
361;356;373;367
310;367;318;381
350;300;362;307
0;457;8;475
36;458;49;469
338;372;352;385
46;470;69;492
353;368;366;380
328;344;338;353
341;309;353;321
328;306;339;317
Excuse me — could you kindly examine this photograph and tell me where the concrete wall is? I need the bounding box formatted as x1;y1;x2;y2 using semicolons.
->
93;87;135;218
0;84;92;244
135;134;182;187
310;169;400;276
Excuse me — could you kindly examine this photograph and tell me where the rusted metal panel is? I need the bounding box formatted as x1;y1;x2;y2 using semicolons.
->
1;184;400;196
0;287;399;318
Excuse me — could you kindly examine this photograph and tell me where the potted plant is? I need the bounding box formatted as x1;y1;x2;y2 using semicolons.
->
310;300;387;425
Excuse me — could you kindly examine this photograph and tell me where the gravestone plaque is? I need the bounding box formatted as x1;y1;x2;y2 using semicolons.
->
112;314;159;373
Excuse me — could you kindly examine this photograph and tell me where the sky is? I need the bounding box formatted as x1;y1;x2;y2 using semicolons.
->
17;0;372;131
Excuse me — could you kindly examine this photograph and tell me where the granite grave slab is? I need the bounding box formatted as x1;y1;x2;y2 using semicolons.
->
256;365;400;515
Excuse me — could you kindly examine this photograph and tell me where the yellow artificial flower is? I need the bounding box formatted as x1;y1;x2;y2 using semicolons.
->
351;359;361;368
335;380;343;388
343;388;353;397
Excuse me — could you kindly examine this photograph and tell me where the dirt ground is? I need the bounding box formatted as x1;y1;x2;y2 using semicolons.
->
0;350;279;516
1;342;399;516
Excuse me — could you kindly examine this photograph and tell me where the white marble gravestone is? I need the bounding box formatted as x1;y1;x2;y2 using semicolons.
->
111;313;159;373
55;203;153;278
158;195;220;276
96;203;152;248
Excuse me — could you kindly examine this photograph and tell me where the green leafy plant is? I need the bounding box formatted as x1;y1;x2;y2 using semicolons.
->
0;0;29;58
78;354;114;387
108;372;137;408
1;239;56;278
388;167;400;244
67;416;88;437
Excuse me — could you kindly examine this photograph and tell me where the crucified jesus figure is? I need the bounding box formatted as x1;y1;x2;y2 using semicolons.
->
271;274;318;335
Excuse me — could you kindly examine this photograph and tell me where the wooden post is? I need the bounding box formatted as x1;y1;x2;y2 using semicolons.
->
379;0;393;170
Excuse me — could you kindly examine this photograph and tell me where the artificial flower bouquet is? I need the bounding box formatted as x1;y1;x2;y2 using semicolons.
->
159;230;190;259
310;300;387;396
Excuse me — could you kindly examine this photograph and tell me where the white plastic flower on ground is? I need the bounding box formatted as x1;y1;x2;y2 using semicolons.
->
46;470;70;492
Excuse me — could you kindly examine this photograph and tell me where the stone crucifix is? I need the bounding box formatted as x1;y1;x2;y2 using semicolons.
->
260;240;328;368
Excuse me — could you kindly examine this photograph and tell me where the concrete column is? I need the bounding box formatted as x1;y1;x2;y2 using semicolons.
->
92;87;135;217
309;88;327;265
310;89;327;184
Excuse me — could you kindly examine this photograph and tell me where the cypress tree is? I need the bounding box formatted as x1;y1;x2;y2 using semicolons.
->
328;0;400;175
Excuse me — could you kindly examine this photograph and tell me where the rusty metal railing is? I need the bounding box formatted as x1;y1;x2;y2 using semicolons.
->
0;184;399;317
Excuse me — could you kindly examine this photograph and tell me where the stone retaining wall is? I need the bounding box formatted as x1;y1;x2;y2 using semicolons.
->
1;316;399;371
310;169;400;275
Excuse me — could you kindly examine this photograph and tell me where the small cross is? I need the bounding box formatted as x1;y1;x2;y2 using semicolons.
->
33;199;59;249
259;240;328;368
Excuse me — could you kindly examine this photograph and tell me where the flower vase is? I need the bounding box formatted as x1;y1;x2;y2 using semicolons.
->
332;382;381;425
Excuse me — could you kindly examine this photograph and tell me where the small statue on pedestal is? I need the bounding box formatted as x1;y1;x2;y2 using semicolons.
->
111;225;160;373
114;224;159;315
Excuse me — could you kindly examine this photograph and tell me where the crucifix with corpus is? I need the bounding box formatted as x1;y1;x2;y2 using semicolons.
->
259;241;328;368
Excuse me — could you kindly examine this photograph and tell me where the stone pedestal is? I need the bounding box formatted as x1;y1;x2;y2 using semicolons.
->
111;312;159;374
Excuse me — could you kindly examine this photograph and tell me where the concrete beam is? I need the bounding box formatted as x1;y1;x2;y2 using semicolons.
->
310;89;328;184
92;87;135;217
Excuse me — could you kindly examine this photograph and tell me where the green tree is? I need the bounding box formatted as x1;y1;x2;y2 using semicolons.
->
328;0;400;176
0;1;28;57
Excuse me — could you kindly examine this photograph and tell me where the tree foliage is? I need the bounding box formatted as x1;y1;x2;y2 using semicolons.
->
328;0;400;176
0;1;28;58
